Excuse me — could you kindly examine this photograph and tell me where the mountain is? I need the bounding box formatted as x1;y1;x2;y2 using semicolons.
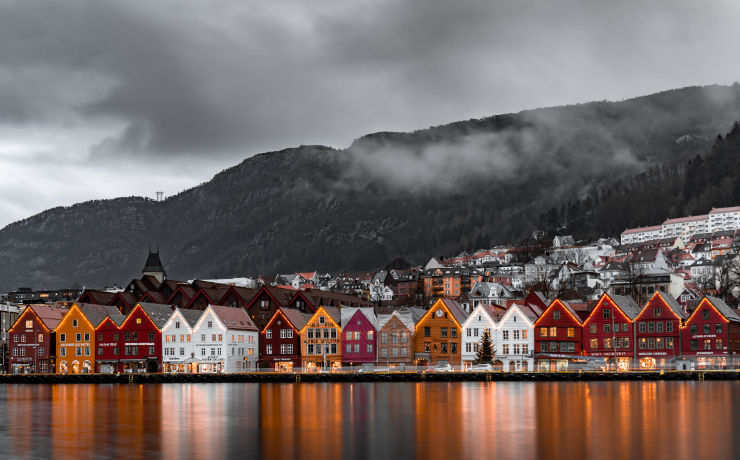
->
2;84;740;292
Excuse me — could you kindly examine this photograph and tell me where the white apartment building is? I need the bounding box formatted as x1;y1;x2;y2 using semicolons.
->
192;305;259;373
620;225;663;245
161;308;204;373
662;215;709;239
708;206;740;232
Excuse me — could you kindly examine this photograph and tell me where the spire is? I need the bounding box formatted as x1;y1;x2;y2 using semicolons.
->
142;250;167;282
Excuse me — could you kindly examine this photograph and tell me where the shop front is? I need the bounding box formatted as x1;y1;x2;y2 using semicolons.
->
637;351;674;370
122;360;147;373
97;361;118;374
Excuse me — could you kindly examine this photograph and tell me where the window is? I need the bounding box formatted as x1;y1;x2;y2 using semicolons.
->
25;320;33;328
522;330;527;339
703;339;711;350
690;324;697;334
502;345;508;354
502;330;509;340
84;333;90;342
132;332;138;340
553;311;561;320
60;333;66;342
72;319;78;327
367;331;374;340
540;328;547;337
346;344;352;353
307;329;313;339
647;322;654;333
702;310;709;320
548;327;556;337
703;324;710;334
287;329;293;339
441;328;448;338
319;316;325;325
280;329;286;339
331;344;337;354
382;333;389;344
622;337;629;348
540;342;547;352
113;333;119;341
653;307;661;317
381;347;389;358
21;335;26;343
466;329;472;337
549;342;557;352
424;342;430;352
451;329;457;338
665;337;673;349
690;340;698;350
465;343;472;353
715;324;723;334
76;333;81;342
113;347;118;355
201;334;206;341
212;334;217;341
287;344;294;354
367;344;373;353
513;330;520;340
522;344;528;355
281;344;288;354
666;322;673;333
716;339;723;349
655;337;663;349
589;324;596;334
180;347;185;356
567;328;574;338
307;344;313;354
647;338;655;349
604;323;610;333
424;327;431;337
175;322;180;329
353;344;360;353
622;323;628;332
218;334;223;341
603;308;611;319
136;318;141;324
656;322;663;333
60;348;66;357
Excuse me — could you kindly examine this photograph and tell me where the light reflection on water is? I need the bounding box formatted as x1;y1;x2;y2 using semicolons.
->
0;381;737;459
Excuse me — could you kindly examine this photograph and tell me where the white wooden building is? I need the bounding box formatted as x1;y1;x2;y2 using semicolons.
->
191;305;259;373
161;308;203;373
461;305;504;368
494;304;539;372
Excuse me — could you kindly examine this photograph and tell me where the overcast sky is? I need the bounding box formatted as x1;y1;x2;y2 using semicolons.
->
1;0;739;228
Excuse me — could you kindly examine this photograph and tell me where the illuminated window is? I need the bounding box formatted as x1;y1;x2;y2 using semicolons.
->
136;318;142;324
716;339;723;349
590;338;598;349
567;328;574;338
25;320;33;329
540;328;547;337
703;339;711;350
604;338;612;349
665;337;673;349
548;327;556;337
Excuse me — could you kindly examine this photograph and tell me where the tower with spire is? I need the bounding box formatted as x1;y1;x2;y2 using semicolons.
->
141;249;167;283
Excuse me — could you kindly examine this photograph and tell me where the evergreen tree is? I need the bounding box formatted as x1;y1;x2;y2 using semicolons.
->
474;329;494;364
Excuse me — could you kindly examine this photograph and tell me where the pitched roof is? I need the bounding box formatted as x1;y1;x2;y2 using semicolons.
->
622;225;662;235
178;308;205;328
137;303;175;329
79;303;126;327
709;206;740;214
340;307;378;329
652;292;687;319
79;290;117;305
482;304;506;322
608;294;641;320
705;296;740;322
318;306;342;325
440;298;468;325
512;304;540;324
279;307;313;331
663;215;707;225
211;305;258;331
377;309;418;332
27;304;67;330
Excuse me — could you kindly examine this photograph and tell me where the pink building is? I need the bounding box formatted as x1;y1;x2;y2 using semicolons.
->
340;307;378;366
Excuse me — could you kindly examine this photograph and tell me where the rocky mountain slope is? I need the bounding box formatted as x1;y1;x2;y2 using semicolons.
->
2;84;740;292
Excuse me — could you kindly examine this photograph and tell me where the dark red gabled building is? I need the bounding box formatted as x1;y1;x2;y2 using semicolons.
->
117;302;173;373
95;314;126;373
166;285;197;308
218;286;259;308
7;305;67;374
185;287;229;310
260;307;311;371
245;286;295;329
534;299;584;371
582;293;641;370
634;292;686;369
681;296;740;369
110;292;139;315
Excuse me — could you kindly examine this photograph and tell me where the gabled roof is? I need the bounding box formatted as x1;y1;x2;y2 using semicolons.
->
248;286;295;308
218;286;259;305
18;304;68;331
312;305;342;326
278;307;313;331
600;294;641;320
663;215;707;225
704;296;740;322
211;305;258;331
709;206;740;214
340;307;378;329
177;308;205;328
535;299;583;326
377;309;418;332
135;303;175;329
300;289;374;308
423;298;468;327
640;292;686;320
79;303;126;328
78;290;117;305
140;291;168;304
502;304;539;326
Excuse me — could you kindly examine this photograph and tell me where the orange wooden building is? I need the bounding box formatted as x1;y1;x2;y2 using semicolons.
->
414;298;468;367
299;306;342;372
55;303;125;374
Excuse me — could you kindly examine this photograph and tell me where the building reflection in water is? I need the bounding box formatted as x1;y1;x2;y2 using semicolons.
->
0;381;737;459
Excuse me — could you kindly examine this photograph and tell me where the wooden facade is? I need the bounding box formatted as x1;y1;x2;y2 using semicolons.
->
413;298;467;366
681;296;740;368
299;306;342;371
634;292;685;369
260;308;310;371
7;305;66;374
534;299;584;371
582;294;641;370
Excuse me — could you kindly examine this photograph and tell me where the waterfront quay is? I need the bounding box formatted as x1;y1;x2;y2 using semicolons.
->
0;369;737;385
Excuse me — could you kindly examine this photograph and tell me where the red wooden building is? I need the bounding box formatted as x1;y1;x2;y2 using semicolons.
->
681;296;740;369
340;307;378;366
95;314;126;373
533;299;585;371
582;294;641;370
7;305;67;374
116;303;173;373
245;286;296;329
634;292;686;369
260;307;311;371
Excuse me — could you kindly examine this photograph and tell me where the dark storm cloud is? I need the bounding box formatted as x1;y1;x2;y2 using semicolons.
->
0;0;739;226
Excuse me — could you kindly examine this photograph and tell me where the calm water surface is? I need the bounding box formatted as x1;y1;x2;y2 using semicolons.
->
0;381;737;459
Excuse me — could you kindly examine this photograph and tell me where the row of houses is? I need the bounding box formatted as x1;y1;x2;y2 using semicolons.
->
620;206;740;245
7;289;739;374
